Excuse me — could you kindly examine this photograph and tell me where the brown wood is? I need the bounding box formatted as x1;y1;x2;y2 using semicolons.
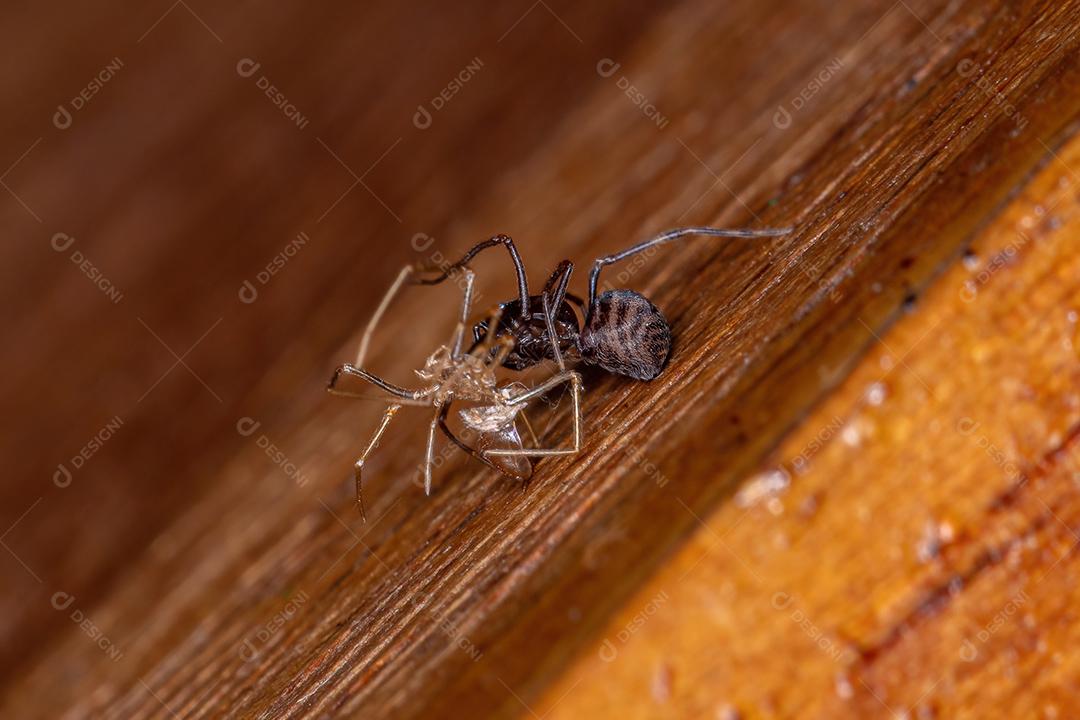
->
3;0;1080;718
540;130;1080;719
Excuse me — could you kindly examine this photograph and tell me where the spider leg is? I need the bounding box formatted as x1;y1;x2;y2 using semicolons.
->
327;363;434;403
450;269;476;359
485;370;583;458
413;234;531;318
585;226;793;313
424;402;443;496
342;262;476;392
356;265;413;367
352;403;402;520
542;260;574;311
518;410;541;447
541;292;566;371
465;305;513;363
332;262;443;402
439;305;511;396
486;335;516;368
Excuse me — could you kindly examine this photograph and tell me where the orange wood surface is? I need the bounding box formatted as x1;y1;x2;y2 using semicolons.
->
539;132;1080;720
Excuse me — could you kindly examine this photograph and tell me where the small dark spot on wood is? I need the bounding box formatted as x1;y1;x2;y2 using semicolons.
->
900;256;916;269
902;292;918;312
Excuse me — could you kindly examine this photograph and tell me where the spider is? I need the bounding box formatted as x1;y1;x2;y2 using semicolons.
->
327;264;580;518
328;225;790;516
432;225;792;380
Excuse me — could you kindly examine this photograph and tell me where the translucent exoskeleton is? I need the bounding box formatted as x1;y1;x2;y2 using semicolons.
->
327;266;582;518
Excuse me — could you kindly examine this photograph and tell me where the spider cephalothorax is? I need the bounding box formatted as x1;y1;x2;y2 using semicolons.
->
471;295;581;370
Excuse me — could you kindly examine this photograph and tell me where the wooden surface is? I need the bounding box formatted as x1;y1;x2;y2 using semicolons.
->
3;1;1080;718
540;126;1080;720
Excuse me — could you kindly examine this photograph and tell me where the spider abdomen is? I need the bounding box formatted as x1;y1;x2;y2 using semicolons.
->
580;289;671;380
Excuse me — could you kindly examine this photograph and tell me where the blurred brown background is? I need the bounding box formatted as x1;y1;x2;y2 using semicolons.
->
1;0;671;678
5;1;1080;718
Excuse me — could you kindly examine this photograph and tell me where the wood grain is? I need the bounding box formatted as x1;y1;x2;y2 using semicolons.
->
540;126;1080;720
2;0;1080;718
